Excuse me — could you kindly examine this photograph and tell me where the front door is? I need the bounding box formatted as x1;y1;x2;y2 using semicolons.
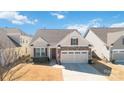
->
51;48;56;59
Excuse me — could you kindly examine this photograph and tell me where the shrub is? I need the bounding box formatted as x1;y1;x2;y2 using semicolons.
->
111;60;115;64
88;59;94;64
33;57;50;64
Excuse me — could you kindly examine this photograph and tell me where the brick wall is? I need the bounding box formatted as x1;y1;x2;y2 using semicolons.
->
61;46;90;50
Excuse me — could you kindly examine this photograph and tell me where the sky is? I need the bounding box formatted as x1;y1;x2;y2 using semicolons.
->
0;11;124;35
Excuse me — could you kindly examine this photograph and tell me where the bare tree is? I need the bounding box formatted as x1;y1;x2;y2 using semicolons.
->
0;47;29;81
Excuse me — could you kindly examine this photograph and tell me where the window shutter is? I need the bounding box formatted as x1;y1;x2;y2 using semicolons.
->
45;48;47;56
76;38;78;45
71;38;73;45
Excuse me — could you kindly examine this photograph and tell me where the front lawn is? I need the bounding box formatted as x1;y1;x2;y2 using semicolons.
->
4;63;63;81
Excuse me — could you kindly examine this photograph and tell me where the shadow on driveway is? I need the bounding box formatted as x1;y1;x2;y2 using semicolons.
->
62;63;105;76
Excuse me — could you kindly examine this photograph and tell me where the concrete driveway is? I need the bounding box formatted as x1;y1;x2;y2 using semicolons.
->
61;63;108;81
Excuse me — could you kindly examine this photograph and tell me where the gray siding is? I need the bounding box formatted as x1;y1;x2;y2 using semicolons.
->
112;36;124;49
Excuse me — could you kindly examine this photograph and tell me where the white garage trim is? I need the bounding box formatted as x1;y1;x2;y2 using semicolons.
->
60;50;89;63
112;49;124;52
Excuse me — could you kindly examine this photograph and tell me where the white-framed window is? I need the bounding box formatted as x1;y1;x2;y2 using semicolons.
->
112;50;118;54
34;48;45;57
62;52;67;54
35;48;40;57
119;51;124;53
81;52;87;54
71;36;78;45
69;52;74;54
75;52;80;54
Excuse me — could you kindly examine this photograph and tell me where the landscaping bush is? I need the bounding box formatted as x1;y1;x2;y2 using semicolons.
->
88;59;93;64
32;57;50;64
111;59;116;64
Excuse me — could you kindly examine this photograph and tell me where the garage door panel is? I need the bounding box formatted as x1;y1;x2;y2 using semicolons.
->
112;50;124;61
113;53;124;60
61;51;88;63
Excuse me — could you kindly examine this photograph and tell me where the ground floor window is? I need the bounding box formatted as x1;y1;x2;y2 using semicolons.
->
34;48;46;57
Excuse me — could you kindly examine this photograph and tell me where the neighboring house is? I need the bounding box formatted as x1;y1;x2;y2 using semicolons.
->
0;28;19;65
0;28;20;49
84;27;124;62
20;35;32;46
4;27;32;47
0;27;31;65
30;29;90;63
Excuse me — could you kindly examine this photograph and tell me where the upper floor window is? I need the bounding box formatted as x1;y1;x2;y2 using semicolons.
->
71;37;78;45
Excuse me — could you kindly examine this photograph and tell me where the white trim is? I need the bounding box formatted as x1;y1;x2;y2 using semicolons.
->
112;49;124;54
34;47;46;48
71;36;78;39
47;47;51;58
112;49;124;51
60;50;89;63
31;37;48;45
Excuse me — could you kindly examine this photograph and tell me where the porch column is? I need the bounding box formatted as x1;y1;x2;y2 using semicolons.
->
57;45;61;65
47;47;51;59
46;44;51;59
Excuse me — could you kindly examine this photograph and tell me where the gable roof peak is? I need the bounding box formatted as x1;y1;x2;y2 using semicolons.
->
89;27;124;44
31;29;79;45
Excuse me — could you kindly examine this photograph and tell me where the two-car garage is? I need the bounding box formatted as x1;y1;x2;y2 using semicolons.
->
60;50;89;63
112;49;124;62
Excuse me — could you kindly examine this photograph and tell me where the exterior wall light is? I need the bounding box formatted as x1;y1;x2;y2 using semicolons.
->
57;45;61;49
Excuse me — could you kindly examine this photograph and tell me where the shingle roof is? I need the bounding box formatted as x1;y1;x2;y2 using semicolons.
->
90;27;124;44
0;27;33;49
3;27;26;35
7;36;21;47
31;29;78;45
0;30;17;49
